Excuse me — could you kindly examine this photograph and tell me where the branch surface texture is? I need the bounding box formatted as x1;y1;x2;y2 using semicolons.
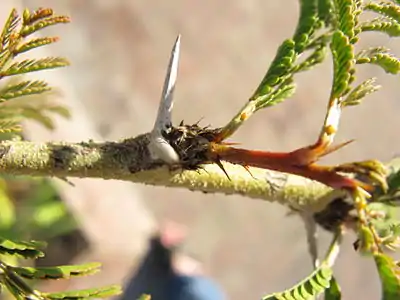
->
0;134;340;212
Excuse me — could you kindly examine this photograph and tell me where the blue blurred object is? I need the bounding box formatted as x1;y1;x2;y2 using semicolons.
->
120;232;226;300
168;275;226;300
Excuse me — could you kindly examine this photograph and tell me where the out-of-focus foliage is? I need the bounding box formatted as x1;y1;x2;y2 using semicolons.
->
0;7;70;136
0;7;121;300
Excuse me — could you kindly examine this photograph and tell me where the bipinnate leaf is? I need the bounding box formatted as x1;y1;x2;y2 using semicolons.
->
250;0;327;107
330;30;355;98
360;17;400;37
374;253;400;299
20;16;70;37
256;81;296;110
342;77;381;106
365;2;400;24
250;39;296;102
293;0;320;52
318;0;335;26
385;159;400;196
324;276;341;300
19;105;69;130
13;263;101;280
0;91;71;131
293;44;328;72
0;7;70;80
22;8;54;25
3;278;25;300
1;57;69;77
262;230;342;300
16;37;60;54
0;9;19;49
0;237;45;258
43;285;122;299
0;80;51;101
0;119;21;133
356;47;400;74
334;0;361;43
262;264;333;300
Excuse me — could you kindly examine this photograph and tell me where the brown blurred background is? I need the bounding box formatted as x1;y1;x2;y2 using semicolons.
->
2;1;400;299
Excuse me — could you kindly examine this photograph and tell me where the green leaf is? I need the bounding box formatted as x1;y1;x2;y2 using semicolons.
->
3;278;25;300
356;48;400;74
0;92;71;131
367;202;399;236
342;78;381;106
44;285;122;299
15;37;59;54
22;108;57;129
330;30;355;98
20;15;70;37
382;159;400;199
359;17;400;37
250;39;296;101
374;253;400;299
22;8;54;26
365;2;400;24
305;32;332;50
293;44;328;72
0;119;21;134
293;0;320;52
1;262;43;299
0;80;51;101
13;262;101;280
0;57;69;77
356;225;376;254
0;9;19;49
263;231;342;299
263;265;333;300
33;201;67;228
0;237;46;258
379;223;400;251
0;181;16;229
324;276;341;300
19;105;70;130
256;81;296;110
318;0;335;26
334;0;361;43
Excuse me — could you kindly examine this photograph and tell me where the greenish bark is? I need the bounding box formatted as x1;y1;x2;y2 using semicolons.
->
0;132;349;212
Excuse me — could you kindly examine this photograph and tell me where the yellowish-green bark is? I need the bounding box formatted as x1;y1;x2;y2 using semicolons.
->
0;133;353;212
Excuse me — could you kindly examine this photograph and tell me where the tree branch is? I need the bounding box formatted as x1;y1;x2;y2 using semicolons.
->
0;133;349;212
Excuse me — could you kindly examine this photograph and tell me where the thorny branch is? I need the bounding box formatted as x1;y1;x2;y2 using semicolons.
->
0;133;334;211
0;35;395;229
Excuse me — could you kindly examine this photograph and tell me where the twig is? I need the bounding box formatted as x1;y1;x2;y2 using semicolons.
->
323;229;343;268
0;137;338;211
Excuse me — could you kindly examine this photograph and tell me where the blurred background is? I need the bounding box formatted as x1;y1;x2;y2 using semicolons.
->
0;0;400;299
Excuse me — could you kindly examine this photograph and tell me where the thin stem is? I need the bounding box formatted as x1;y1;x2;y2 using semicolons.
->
0;261;43;300
323;229;343;268
214;100;257;142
